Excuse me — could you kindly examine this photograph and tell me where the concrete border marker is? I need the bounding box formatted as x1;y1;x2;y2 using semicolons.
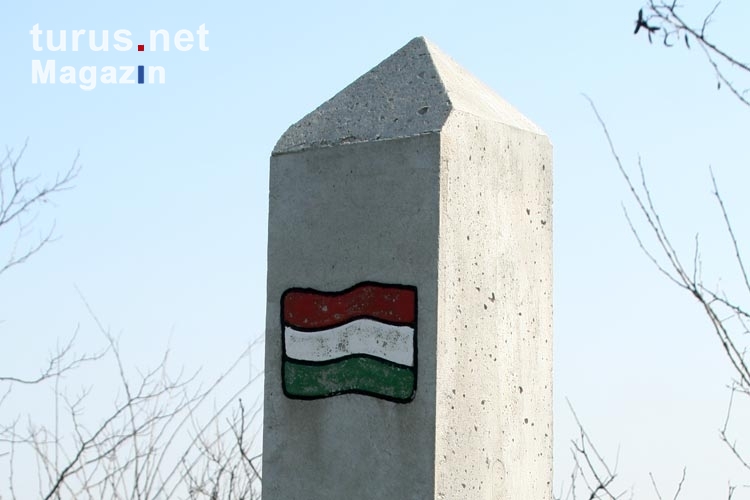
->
263;36;553;500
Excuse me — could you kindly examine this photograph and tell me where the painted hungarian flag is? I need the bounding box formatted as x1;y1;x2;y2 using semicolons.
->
281;282;417;403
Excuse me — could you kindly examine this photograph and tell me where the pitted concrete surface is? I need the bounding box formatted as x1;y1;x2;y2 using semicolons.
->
273;37;543;156
264;36;552;500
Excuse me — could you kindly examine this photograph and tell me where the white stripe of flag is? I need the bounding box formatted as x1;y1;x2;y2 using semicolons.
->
284;318;414;366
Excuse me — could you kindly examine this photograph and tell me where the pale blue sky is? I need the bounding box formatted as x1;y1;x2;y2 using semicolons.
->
1;0;749;497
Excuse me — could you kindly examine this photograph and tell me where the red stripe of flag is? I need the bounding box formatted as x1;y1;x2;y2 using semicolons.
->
282;283;415;329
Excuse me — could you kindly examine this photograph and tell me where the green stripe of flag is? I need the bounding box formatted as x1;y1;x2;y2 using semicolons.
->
283;357;415;402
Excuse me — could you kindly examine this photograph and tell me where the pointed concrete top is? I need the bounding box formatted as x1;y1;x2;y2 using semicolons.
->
273;37;545;155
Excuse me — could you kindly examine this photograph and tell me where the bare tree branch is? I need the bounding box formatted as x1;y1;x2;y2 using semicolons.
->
1;295;265;499
0;329;106;386
555;399;630;500
587;94;750;496
635;1;750;107
0;139;81;277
